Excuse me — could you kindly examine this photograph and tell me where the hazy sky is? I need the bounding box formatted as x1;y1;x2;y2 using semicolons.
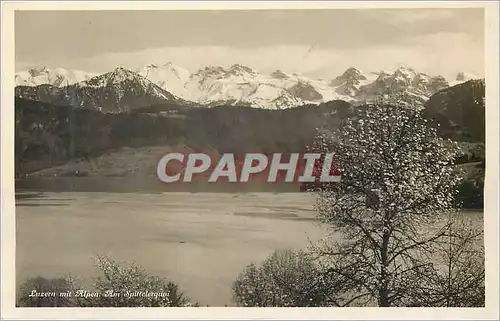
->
15;9;485;79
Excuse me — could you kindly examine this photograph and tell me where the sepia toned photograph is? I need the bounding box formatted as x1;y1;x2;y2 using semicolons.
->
1;1;499;319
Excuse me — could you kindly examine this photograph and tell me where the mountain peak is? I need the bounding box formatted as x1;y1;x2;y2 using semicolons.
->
339;67;366;80
393;66;417;77
330;67;367;88
109;67;138;80
28;66;50;77
73;67;183;112
271;70;290;79
456;72;479;81
109;66;132;75
113;66;129;71
286;82;323;102
228;64;254;74
389;67;419;88
205;65;225;71
140;62;187;74
15;63;458;109
396;66;414;71
16;67;98;87
82;67;146;89
195;65;226;77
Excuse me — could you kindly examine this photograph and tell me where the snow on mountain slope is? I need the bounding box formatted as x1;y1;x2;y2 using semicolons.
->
356;67;450;104
15;64;482;109
183;64;352;108
137;62;192;100
80;67;179;102
329;67;378;98
15;67;98;87
15;67;187;113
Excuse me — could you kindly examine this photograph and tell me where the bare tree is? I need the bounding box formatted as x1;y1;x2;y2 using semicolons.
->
308;100;476;306
407;213;484;307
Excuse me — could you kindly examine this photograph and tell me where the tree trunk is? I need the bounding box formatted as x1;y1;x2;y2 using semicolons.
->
378;231;390;307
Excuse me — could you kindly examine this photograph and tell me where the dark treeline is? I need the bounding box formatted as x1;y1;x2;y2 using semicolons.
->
14;98;352;176
424;79;485;143
15;98;185;176
14;80;485;208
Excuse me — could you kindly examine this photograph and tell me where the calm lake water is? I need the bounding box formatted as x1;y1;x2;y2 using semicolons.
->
15;178;484;306
15;187;328;306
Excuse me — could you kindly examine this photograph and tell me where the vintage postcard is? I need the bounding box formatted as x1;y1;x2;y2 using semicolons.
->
1;1;499;319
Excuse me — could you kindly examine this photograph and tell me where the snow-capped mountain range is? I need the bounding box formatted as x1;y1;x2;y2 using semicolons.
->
15;67;189;113
15;64;481;110
15;66;99;87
